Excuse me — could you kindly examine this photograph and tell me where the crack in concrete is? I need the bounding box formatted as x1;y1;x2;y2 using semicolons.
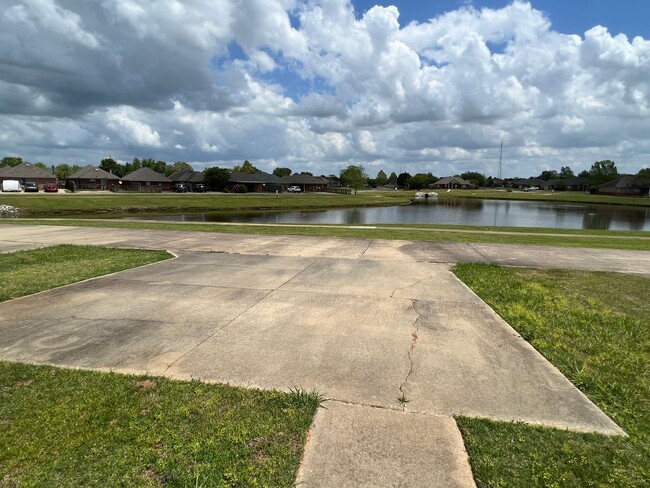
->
398;299;422;411
466;243;491;262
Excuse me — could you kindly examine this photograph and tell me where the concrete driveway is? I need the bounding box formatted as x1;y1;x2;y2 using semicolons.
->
0;224;642;487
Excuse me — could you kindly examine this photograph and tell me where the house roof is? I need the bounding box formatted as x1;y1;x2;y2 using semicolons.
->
122;167;171;182
168;167;195;182
565;176;590;186
0;162;56;179
229;171;282;184
281;174;329;185
598;175;637;189
435;176;472;186
68;165;119;180
186;171;205;183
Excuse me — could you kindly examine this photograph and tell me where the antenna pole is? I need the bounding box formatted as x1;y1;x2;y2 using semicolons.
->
498;140;503;180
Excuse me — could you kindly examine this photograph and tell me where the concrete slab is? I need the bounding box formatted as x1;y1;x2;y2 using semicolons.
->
0;240;47;254
0;251;626;435
296;402;476;488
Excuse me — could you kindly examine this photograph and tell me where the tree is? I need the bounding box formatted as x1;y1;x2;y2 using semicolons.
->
396;172;411;188
578;170;590;178
54;163;81;179
537;170;559;180
99;158;123;177
559;166;575;179
166;161;193;176
234;160;258;174
340;165;368;194
35;162;48;170
387;171;398;184
461;171;486;187
141;158;168;175
1;156;23;167
589;160;618;186
204;167;230;190
273;167;292;177
409;173;430;190
375;170;388;186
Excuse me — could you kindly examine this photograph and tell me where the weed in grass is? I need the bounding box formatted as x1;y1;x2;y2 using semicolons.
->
286;387;325;409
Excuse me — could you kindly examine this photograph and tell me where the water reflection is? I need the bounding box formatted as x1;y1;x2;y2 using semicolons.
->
122;199;650;231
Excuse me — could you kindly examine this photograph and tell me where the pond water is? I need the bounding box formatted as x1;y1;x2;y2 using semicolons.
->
123;199;650;231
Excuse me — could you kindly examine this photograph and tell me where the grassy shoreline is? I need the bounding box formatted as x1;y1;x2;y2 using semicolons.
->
3;218;649;250
1;189;649;218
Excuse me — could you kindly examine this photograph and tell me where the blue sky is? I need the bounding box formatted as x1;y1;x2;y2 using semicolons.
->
354;0;650;38
1;0;649;178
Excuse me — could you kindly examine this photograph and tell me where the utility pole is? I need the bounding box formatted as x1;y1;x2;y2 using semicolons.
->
498;140;503;180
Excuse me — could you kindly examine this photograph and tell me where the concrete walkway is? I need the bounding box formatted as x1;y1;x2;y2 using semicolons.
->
1;224;644;487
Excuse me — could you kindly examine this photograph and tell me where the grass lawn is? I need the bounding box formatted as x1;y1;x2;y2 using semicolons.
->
0;245;172;302
4;219;650;251
453;264;650;487
0;245;321;486
0;362;320;487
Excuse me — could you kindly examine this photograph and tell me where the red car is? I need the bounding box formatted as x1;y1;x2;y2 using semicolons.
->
43;183;59;193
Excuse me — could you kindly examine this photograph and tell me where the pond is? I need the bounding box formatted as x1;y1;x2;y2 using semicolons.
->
122;199;650;231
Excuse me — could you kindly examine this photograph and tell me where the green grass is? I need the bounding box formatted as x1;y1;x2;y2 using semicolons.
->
0;191;413;216
0;245;172;302
4;219;650;251
0;362;321;487
0;246;321;486
453;264;650;487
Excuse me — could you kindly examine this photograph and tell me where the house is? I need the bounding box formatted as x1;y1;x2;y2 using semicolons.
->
169;167;205;191
0;162;57;190
432;176;473;189
229;171;283;192
67;165;120;190
280;174;329;192
565;177;590;192
598;175;649;196
120;167;172;192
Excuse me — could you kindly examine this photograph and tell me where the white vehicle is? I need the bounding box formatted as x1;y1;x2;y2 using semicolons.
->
287;185;301;193
2;180;21;192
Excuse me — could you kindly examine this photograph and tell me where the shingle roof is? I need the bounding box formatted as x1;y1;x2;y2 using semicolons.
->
68;165;119;180
598;175;637;189
229;171;282;184
434;176;472;186
0;162;56;179
168;167;195;182
122;167;171;182
281;174;329;185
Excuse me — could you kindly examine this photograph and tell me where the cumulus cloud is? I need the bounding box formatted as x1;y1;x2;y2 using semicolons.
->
0;0;648;176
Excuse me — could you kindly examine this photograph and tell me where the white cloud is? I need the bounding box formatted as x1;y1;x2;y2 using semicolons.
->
0;0;648;177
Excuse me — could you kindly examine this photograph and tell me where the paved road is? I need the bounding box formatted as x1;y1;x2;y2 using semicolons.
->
1;224;644;487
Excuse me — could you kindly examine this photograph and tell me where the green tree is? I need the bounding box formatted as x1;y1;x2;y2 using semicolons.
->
165;161;193;176
35;162;48;170
234;160;258;174
54;163;81;180
589;160;618;186
396;172;411;188
559;166;575;179
537;170;559;181
375;170;388;186
409;173;430;190
340;165;368;194
272;167;292;177
204;167;230;190
578;170;590;178
461;171;486;187
1;156;23;167
99;158;124;177
387;171;398;184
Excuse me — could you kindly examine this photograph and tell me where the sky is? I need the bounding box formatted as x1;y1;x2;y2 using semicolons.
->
1;0;649;179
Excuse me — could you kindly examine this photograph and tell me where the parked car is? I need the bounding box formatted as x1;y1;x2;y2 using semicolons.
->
192;183;206;193
173;183;188;193
43;183;59;193
287;185;302;193
24;182;39;192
